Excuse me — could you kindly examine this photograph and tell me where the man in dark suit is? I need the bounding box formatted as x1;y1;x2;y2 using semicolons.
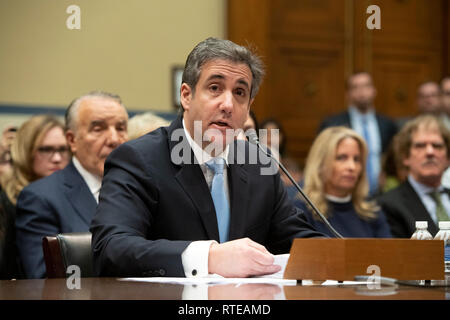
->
15;91;128;278
318;72;398;195
378;115;450;238
91;37;324;279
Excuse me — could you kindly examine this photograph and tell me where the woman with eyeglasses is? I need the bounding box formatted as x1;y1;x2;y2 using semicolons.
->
0;115;69;279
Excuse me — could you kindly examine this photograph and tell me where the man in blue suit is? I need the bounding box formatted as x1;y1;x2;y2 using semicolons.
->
91;38;324;279
15;91;128;278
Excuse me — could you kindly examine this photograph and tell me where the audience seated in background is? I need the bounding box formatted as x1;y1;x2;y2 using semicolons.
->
15;91;128;278
127;112;170;141
90;37;324;279
377;115;450;238
0;125;17;179
0;115;68;279
293;126;392;238
440;76;450;187
318;71;398;196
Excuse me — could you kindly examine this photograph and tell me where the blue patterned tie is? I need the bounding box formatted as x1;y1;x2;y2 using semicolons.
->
362;117;375;194
206;158;230;243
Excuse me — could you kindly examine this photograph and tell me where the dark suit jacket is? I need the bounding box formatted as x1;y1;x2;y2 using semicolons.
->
15;162;97;278
318;110;398;152
91;116;324;277
0;190;20;279
377;180;439;238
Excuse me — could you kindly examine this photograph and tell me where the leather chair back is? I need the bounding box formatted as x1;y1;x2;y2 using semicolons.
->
42;232;94;278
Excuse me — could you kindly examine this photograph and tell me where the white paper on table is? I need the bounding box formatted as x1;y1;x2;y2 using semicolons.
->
119;254;296;286
253;253;290;279
118;275;296;286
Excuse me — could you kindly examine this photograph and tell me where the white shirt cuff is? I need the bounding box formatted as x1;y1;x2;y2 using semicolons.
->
181;240;217;278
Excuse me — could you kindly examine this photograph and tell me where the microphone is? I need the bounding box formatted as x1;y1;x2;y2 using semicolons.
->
246;129;344;239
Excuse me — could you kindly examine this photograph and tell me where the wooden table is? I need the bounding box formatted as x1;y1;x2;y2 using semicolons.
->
0;277;448;300
1;277;448;318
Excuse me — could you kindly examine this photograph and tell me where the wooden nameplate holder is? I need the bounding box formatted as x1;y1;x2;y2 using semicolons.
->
284;239;445;281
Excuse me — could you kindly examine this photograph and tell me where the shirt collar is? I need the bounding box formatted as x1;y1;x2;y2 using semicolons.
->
182;118;229;166
325;194;352;203
72;156;102;201
349;105;375;119
407;174;444;196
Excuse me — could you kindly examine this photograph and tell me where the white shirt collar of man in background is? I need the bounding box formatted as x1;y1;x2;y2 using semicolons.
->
72;156;102;204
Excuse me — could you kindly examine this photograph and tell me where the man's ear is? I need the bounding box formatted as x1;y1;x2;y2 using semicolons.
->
65;130;77;154
180;83;192;111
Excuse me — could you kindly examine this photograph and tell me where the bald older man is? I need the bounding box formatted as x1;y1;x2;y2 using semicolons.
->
16;91;128;278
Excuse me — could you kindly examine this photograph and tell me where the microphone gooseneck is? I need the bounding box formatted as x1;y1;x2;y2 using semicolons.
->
246;129;343;239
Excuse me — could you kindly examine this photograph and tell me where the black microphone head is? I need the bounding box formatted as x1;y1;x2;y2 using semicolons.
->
245;129;259;145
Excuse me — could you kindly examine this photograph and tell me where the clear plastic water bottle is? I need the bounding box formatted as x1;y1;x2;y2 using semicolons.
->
411;221;433;240
434;221;450;272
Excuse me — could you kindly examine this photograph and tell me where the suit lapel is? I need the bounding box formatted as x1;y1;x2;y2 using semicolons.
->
227;163;249;240
62;162;97;226
175;163;220;241
402;181;439;232
168;116;220;241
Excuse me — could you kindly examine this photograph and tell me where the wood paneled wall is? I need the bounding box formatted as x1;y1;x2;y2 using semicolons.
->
228;0;448;167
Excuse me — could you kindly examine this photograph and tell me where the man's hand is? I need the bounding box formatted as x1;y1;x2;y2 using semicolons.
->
208;238;281;277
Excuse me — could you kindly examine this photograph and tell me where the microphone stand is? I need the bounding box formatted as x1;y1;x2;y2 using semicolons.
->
248;132;343;239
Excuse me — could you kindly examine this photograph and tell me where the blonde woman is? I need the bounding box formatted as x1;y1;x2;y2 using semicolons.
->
0;114;69;279
294;126;391;237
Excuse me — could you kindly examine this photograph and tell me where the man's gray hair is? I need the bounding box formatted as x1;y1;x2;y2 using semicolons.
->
182;37;265;101
65;91;125;132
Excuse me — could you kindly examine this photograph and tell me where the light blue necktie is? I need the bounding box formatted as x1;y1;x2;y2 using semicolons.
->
362;117;375;194
206;158;230;243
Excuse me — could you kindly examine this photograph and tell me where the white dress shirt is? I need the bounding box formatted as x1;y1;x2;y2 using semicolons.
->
72;156;102;203
180;119;230;278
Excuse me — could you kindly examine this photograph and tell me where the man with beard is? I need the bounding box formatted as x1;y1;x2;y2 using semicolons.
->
378;115;450;237
318;72;398;195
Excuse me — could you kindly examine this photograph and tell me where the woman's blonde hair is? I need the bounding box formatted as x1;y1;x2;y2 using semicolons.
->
1;115;65;204
127;112;170;140
302;126;378;220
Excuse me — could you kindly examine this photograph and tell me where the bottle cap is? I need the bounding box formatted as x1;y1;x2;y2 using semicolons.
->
415;221;428;228
438;221;450;229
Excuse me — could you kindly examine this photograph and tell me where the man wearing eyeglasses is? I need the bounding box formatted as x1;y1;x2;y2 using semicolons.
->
378;114;450;238
15;91;128;278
